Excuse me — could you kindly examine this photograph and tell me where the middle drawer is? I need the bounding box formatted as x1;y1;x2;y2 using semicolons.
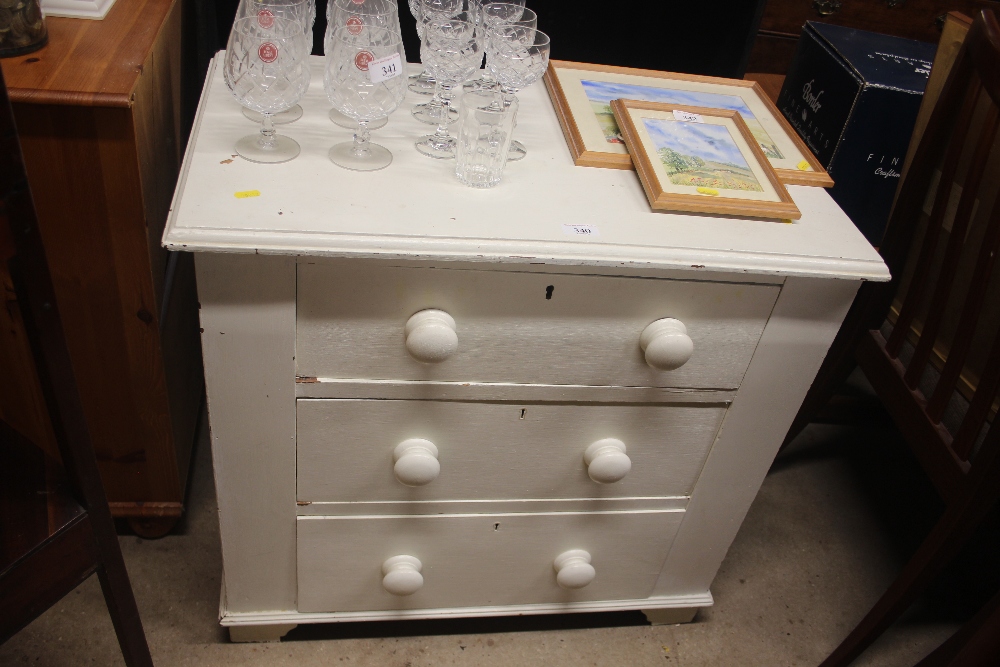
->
296;398;727;504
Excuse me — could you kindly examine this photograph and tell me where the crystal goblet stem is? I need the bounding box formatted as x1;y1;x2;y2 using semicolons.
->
412;86;458;124
328;119;393;169
416;81;459;157
499;86;525;161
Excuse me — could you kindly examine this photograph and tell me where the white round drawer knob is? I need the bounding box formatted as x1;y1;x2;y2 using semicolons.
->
405;309;458;363
382;555;424;596
393;439;440;486
639;318;694;371
583;438;631;484
553;549;596;590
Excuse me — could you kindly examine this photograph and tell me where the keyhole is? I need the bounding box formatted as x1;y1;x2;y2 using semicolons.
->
494;523;500;531
545;285;554;300
520;409;526;419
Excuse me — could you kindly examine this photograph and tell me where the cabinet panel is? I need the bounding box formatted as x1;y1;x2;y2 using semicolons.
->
297;399;726;503
296;263;779;390
297;510;683;612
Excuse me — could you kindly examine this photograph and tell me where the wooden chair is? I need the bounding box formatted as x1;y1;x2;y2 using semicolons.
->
0;66;154;666
915;587;1000;667
801;9;1000;667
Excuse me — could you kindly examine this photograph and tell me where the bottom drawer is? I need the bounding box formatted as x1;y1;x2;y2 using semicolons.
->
297;510;683;613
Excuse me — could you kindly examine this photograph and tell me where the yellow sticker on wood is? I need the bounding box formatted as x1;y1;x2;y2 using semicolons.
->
696;187;719;196
234;190;261;198
796;160;811;171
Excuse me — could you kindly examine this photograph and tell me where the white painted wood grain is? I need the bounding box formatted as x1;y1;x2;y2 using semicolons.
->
296;262;779;389
295;496;688;516
163;58;888;282
651;276;861;596
296;510;683;613
297;399;726;503
219;592;713;626
196;253;297;613
294;378;736;404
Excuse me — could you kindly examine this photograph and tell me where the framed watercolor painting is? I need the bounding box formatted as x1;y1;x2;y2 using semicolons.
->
610;99;801;220
544;60;834;188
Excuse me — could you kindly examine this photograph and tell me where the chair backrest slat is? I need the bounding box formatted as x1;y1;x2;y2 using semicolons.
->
869;11;1000;479
886;77;983;359
902;103;1000;390
970;11;1000;107
953;325;1000;460
926;180;1000;425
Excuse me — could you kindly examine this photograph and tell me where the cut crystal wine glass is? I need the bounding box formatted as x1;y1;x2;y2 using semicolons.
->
238;0;316;124
225;16;311;163
325;25;408;170
407;0;461;95
464;3;533;93
326;0;401;129
414;14;484;158
409;0;465;129
488;26;548;161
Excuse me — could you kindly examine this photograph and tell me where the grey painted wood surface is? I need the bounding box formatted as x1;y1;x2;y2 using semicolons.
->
652;276;861;596
297;510;684;613
296;399;726;503
296;262;780;390
197;253;298;613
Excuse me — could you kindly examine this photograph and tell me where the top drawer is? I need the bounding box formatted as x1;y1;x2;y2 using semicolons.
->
296;262;780;390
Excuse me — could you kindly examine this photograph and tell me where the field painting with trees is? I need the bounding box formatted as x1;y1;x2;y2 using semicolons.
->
642;118;764;192
579;79;784;160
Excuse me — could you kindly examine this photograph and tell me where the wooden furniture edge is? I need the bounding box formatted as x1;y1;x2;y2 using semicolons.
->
218;592;715;626
6;89;132;109
544;68;633;170
653;276;862;596
0;514;99;642
543;69;586;165
163;55;218;248
610;100;801;220
729;109;802;217
547;60;833;187
107;501;183;518
4;0;181;109
549;59;765;89
749;80;834;188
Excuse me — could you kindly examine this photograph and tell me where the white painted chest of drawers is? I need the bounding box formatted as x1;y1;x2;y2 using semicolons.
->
163;55;888;640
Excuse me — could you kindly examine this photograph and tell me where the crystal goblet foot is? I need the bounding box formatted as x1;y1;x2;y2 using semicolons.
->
411;96;458;124
329;121;392;171
507;139;526;161
235;114;301;163
408;69;437;94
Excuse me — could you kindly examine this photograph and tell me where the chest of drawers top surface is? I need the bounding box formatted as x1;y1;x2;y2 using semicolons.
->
1;0;177;107
163;56;887;281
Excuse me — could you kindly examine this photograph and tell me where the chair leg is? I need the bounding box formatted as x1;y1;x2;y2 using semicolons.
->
95;560;154;667
819;479;1000;667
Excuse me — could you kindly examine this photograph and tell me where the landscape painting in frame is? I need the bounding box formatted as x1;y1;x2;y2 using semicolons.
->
609;99;801;219
644;118;764;193
582;79;784;161
543;61;833;187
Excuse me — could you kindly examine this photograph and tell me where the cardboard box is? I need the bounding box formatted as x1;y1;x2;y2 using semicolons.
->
776;22;936;244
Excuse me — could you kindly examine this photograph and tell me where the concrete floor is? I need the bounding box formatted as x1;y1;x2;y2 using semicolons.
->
1;392;984;666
